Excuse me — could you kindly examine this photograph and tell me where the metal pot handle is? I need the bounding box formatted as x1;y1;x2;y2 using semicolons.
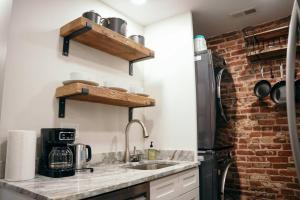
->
280;63;284;80
100;18;110;25
260;65;264;78
86;145;92;162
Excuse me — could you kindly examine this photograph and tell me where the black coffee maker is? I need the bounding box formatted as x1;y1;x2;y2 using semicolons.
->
39;128;76;178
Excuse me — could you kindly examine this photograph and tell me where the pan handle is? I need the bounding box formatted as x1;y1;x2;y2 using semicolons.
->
286;0;300;183
280;63;284;80
260;65;264;78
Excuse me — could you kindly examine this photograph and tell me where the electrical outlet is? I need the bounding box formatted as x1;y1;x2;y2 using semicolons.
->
60;122;80;138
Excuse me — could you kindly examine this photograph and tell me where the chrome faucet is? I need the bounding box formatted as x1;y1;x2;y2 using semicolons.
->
124;119;149;163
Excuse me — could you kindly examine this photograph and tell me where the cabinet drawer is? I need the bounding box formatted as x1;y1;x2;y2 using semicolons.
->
150;174;180;200
179;168;199;194
175;188;199;200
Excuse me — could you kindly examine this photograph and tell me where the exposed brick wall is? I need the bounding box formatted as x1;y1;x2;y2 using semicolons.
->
207;17;300;200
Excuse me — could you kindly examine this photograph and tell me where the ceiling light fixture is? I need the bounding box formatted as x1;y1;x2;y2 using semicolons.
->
130;0;147;5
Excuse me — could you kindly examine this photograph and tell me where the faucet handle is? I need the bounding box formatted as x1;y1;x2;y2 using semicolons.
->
130;147;144;162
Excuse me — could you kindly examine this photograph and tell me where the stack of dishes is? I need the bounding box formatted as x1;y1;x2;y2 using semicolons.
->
63;72;99;86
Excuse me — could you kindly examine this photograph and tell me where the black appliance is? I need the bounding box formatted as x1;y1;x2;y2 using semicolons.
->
195;50;234;200
198;150;233;200
38;128;76;178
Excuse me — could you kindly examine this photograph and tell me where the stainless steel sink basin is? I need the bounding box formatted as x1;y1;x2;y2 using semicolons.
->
126;163;177;170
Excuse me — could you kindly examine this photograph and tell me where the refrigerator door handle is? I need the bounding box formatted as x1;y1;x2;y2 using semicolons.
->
287;0;300;182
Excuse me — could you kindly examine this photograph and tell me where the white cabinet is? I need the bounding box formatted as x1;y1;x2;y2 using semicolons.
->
150;173;180;200
175;188;199;200
179;168;199;194
150;167;199;200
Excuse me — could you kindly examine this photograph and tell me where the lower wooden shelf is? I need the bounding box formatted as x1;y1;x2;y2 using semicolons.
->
55;83;155;117
246;45;300;62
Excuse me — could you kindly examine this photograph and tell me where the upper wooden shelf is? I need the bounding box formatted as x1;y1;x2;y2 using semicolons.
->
244;26;289;43
56;83;155;111
60;17;155;62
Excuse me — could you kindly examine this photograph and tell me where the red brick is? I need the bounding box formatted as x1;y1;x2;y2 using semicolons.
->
283;144;292;150
250;132;261;137
261;144;282;149
267;157;288;163
276;118;288;124
281;189;295;195
206;16;300;199
258;119;275;125
270;176;293;182
273;137;287;143
278;151;293;156
273;163;295;169
237;150;255;155
266;169;279;175
247;157;266;162
255;150;277;156
287;183;300;190
279;170;298;176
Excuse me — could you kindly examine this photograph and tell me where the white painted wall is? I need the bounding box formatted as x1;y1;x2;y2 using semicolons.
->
0;0;148;165
0;0;13;120
143;12;197;157
0;0;197;176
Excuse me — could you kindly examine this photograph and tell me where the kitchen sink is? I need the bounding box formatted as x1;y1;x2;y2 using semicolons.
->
125;162;177;170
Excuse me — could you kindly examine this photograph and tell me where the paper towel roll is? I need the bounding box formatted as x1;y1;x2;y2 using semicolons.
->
5;130;37;181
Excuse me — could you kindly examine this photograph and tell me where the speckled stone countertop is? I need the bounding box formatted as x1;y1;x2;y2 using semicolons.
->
0;160;198;200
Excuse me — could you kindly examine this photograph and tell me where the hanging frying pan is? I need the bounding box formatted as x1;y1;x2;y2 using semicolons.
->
270;63;286;104
295;69;300;103
254;65;272;99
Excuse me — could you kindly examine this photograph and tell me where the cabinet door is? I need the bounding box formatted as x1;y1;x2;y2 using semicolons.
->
179;168;199;194
175;188;199;200
150;174;180;200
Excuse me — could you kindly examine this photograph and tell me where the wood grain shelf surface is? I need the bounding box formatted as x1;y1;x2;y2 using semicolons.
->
244;26;289;42
246;45;300;62
60;17;155;61
56;83;155;108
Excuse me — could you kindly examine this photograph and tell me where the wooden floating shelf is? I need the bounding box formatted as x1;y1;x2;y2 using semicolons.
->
246;45;300;62
56;83;155;109
244;26;289;42
60;17;155;62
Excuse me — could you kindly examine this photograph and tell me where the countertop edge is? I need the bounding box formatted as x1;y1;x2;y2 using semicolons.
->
0;162;198;200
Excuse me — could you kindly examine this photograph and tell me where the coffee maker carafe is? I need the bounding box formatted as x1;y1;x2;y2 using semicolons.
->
39;128;75;178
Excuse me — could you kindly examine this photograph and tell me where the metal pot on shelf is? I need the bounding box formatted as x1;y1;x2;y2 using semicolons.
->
82;11;127;36
102;17;127;36
82;10;103;25
129;35;145;45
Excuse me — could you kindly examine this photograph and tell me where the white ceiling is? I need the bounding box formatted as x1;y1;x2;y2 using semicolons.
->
101;0;294;37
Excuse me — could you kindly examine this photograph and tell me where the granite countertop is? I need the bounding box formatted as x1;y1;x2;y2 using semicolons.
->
0;160;198;200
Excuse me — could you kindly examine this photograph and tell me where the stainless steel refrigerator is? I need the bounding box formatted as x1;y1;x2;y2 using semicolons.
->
286;0;300;183
195;50;233;151
195;50;234;200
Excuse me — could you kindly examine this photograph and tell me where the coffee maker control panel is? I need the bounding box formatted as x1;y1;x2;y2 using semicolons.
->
59;131;75;141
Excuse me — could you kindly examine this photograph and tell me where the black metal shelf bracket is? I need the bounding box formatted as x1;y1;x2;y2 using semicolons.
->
129;62;134;76
62;23;92;56
128;56;154;76
129;108;134;122
59;98;66;118
58;88;90;118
